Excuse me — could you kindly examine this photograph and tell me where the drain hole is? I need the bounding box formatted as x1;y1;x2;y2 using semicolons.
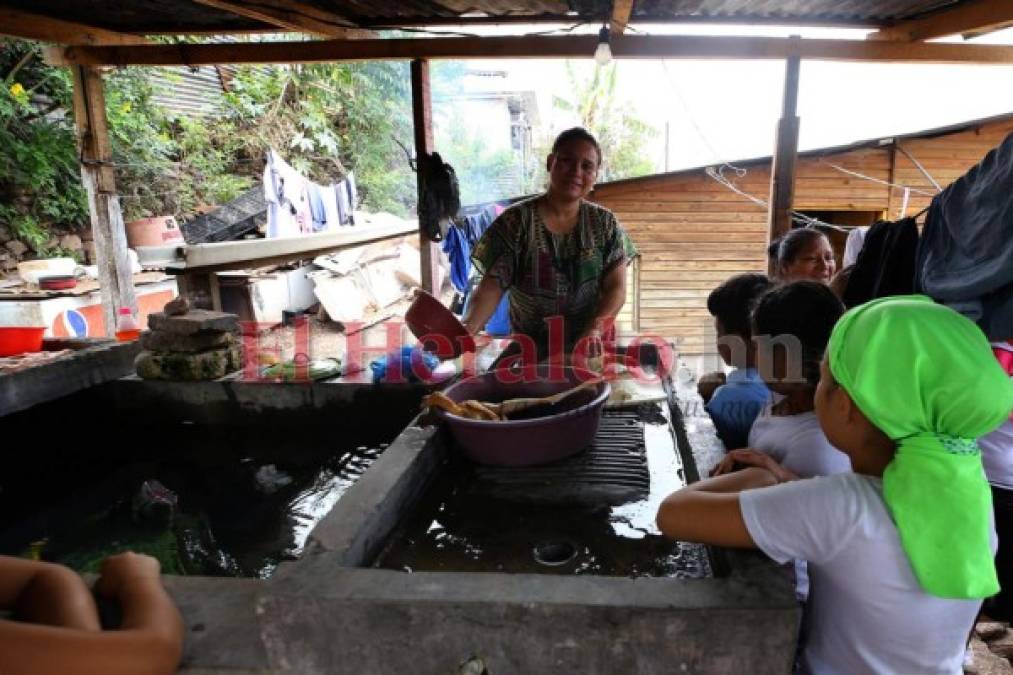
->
533;541;577;566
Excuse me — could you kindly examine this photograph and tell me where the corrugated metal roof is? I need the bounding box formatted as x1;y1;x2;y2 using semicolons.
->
633;0;959;24
149;66;231;118
1;0;973;35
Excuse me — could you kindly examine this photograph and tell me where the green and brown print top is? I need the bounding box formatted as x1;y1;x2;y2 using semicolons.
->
471;196;637;345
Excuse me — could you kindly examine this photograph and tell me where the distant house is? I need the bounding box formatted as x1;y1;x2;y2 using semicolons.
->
590;113;1013;355
435;69;540;199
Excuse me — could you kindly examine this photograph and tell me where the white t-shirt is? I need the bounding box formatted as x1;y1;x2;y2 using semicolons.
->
748;407;852;478
979;418;1013;490
748;406;852;599
741;474;990;675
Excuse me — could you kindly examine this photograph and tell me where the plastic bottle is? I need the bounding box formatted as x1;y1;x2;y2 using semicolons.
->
115;306;142;342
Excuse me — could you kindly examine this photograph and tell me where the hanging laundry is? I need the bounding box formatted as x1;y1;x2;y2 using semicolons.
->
263;152;296;238
335;180;351;226
262;150;313;238
441;224;471;293
453;200;514;336
842;226;868;268
321;183;340;232
842;217;918;309
916;132;1013;339
307;183;328;232
345;171;358;211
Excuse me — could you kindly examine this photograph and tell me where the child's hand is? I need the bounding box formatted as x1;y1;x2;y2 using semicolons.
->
722;449;799;484
710;453;739;477
95;552;162;598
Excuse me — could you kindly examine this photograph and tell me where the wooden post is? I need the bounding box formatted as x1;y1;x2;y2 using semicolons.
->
410;58;441;296
766;51;801;275
71;65;137;335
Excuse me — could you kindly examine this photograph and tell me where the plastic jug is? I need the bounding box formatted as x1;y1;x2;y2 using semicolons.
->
115;307;142;342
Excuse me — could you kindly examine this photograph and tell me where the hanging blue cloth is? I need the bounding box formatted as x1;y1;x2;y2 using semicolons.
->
452;199;516;335
441;223;471;293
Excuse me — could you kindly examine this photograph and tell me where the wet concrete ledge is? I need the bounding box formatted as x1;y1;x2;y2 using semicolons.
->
43;365;798;674
0;338;141;418
104;376;431;430
242;371;797;674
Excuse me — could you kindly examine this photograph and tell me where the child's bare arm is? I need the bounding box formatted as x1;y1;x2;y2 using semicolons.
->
656;468;778;548
0;553;184;675
0;556;100;630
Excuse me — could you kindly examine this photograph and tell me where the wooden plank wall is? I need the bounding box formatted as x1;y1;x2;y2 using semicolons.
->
592;117;1013;356
888;118;1013;219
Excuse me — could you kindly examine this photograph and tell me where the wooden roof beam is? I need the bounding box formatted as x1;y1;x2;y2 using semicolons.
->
869;0;1013;41
611;0;635;36
45;34;1013;68
0;7;148;46
191;0;375;38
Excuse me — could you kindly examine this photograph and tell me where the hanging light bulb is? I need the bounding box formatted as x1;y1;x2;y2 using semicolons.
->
594;26;612;66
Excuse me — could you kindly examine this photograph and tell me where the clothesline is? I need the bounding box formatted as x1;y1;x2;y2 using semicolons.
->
704;164;839;230
818;158;937;197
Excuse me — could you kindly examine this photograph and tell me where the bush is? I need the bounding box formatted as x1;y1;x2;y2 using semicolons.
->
1;37;422;255
0;40;88;255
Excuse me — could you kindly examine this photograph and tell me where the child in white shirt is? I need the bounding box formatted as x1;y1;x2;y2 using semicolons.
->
712;281;851;480
658;296;1010;674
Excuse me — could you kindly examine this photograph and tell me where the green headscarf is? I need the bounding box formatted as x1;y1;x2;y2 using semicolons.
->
828;295;1013;599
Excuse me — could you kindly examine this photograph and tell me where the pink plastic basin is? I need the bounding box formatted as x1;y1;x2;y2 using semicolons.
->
436;365;610;467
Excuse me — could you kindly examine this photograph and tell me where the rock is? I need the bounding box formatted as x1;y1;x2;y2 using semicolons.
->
5;240;28;258
987;630;1013;661
132;479;178;527
967;635;1013;675
141;329;234;354
0;252;12;272
134;344;243;381
254;465;293;494
147;309;239;336
59;234;83;251
0;224;10;242
82;241;97;264
978;622;1010;642
164;296;190;316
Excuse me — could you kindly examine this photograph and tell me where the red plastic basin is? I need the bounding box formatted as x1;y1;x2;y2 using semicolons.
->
0;327;46;357
436;366;610;467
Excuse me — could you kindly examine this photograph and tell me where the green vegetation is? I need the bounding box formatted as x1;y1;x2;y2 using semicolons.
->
0;41;87;255
551;61;658;182
1;40;657;256
0;38;417;255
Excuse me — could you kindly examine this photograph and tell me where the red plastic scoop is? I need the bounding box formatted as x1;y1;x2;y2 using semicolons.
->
405;289;475;359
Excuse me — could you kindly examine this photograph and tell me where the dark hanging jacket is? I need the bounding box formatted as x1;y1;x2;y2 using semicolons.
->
916;132;1013;340
842;217;919;309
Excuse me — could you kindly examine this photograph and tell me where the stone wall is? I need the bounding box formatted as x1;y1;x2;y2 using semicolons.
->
0;223;92;275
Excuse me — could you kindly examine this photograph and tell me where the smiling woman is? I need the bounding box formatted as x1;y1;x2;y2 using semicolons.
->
775;228;836;284
462;127;638;367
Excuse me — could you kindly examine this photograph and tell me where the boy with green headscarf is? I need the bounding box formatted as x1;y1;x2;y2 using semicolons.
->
657;295;1013;674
